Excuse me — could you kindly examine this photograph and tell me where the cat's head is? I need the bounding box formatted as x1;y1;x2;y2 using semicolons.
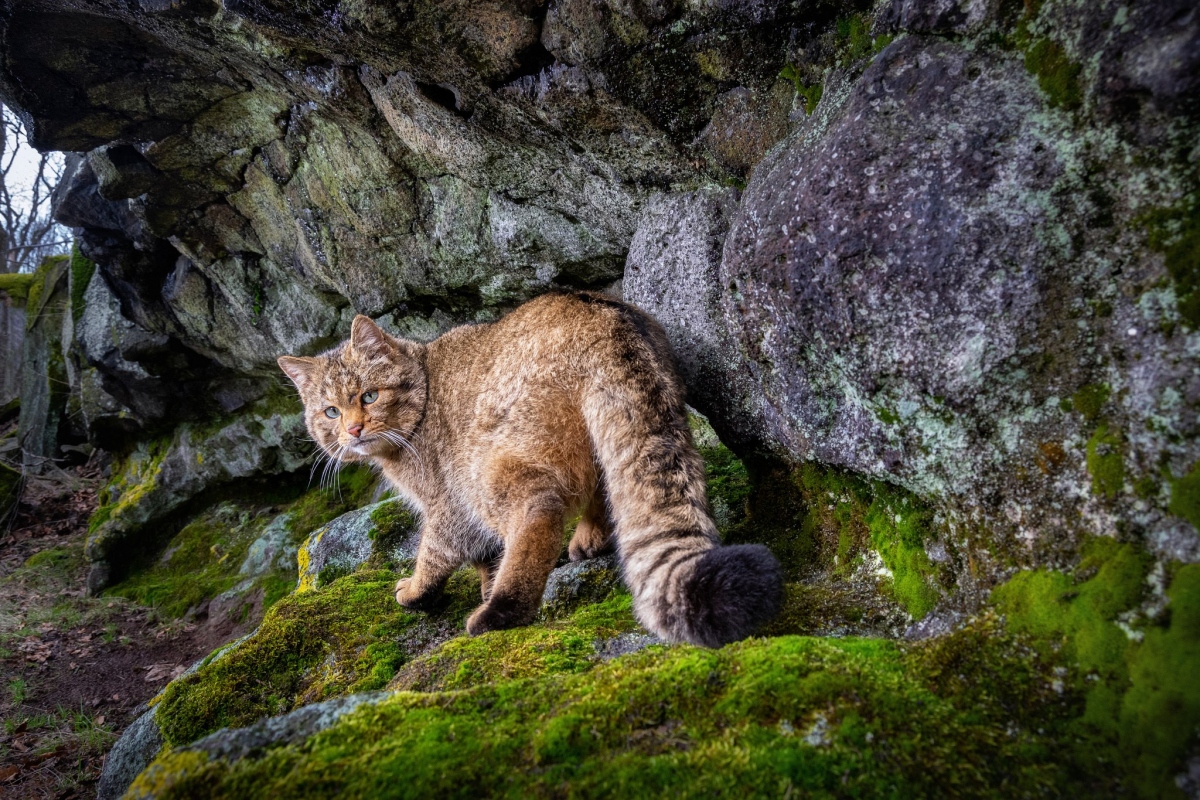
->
277;316;426;463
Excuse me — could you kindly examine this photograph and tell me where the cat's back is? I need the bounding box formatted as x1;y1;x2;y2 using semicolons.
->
474;291;674;372
424;290;679;450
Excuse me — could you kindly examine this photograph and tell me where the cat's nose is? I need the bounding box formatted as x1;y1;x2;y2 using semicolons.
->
346;423;364;438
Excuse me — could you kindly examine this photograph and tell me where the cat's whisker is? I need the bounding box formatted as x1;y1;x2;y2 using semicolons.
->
379;428;425;478
308;448;330;489
321;444;343;492
331;443;348;501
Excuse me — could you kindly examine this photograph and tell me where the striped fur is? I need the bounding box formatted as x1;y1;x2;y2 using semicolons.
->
278;292;782;647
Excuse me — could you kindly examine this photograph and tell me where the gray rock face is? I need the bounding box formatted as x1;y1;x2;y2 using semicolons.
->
0;297;23;408
540;554;622;619
625;188;775;456
96;708;163;800
629;24;1200;568
186;693;388;764
17;258;70;468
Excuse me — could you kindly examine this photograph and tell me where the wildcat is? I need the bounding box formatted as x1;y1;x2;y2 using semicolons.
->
278;291;782;647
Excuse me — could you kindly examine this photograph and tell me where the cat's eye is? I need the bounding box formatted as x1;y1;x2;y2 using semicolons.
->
362;390;378;405
324;406;340;419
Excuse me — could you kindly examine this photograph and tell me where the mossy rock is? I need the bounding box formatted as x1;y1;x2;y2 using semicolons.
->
126;624;1102;798
128;535;1200;799
0;272;35;305
152;571;641;748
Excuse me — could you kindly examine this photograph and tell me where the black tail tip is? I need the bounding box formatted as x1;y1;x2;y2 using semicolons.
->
681;544;784;648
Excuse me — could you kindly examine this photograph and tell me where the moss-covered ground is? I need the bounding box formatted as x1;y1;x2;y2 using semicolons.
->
132;529;1200;800
117;425;1200;799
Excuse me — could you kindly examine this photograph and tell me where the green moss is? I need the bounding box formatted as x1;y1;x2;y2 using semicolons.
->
779;65;823;115
836;15;873;62
24;547;74;570
69;244;95;322
285;465;378;540
1071;383;1110;422
88;438;172;537
1168;460;1200;532
132;624;1099;799
154;566;485;745
0;273;35;305
1024;38;1083;110
993;539;1199;798
741;463;941;619
23;254;69;331
393;594;639;692
1085;424;1125;500
366;499;418;569
698;446;750;537
106;502;267;617
1143;199;1200;329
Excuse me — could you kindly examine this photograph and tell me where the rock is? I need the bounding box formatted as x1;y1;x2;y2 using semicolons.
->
98;629;262;800
631;30;1200;571
71;267;170;443
184;693;387;764
238;513;298;577
0;295;24;407
540;554;622;619
593;630;663;660
624;187;777;456
885;0;998;34
297;498;419;591
903;610;967;641
96;708;163;800
17;256;72;469
85;404;311;591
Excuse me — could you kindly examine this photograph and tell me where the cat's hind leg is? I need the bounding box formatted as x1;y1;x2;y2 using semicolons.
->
568;479;613;562
473;546;504;601
466;468;565;635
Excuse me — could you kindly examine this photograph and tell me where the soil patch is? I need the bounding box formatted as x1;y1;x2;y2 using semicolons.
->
0;463;228;798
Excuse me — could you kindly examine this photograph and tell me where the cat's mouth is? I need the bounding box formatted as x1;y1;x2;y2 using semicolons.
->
343;434;387;456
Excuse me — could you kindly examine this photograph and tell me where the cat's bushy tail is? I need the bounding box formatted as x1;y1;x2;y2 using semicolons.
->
578;297;783;647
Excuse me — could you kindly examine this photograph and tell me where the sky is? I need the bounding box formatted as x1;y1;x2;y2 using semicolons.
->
5;117;64;216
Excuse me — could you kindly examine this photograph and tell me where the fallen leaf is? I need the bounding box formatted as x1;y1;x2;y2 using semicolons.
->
94;715;105;726
143;663;184;682
0;765;18;782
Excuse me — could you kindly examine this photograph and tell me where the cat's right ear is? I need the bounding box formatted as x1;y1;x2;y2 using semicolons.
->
278;356;318;393
350;315;394;359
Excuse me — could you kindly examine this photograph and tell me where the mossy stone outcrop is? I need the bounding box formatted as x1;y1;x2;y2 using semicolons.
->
123;542;1200;799
84;398;314;592
628;2;1200;601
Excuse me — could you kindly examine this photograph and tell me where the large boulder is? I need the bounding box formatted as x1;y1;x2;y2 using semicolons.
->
628;14;1200;582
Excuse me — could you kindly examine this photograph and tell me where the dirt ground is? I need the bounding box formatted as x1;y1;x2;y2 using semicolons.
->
0;462;220;799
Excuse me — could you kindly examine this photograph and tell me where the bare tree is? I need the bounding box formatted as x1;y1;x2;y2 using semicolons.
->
0;103;70;274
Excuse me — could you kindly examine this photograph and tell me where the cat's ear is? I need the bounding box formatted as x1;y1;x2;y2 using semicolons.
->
349;315;394;358
278;356;318;393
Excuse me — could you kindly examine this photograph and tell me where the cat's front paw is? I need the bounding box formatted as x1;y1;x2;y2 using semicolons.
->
394;577;441;611
394;577;414;605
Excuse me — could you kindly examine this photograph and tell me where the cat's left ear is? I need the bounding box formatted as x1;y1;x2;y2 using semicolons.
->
278;356;318;393
350;315;394;358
